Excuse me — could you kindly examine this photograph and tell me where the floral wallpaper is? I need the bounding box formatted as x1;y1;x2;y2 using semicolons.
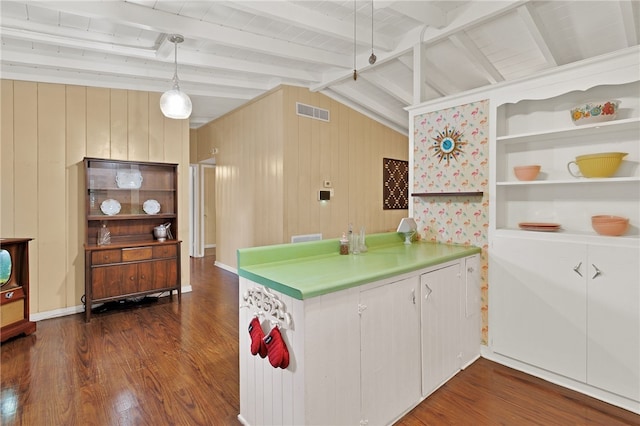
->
413;99;490;344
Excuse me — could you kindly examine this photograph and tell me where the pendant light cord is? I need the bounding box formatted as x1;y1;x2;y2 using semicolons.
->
353;0;357;80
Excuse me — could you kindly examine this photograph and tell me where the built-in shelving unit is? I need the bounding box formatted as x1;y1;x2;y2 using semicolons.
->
493;80;640;241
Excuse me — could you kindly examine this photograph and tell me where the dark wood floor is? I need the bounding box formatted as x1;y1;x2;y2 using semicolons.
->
1;256;638;425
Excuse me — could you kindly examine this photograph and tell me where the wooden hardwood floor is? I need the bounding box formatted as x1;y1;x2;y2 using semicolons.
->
1;256;638;425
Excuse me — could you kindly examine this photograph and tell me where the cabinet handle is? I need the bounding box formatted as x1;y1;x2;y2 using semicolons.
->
4;291;14;299
467;266;474;273
424;283;432;301
411;289;416;305
592;264;602;279
573;262;583;277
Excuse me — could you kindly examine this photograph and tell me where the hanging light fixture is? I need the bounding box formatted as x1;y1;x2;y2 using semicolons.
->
353;1;358;80
160;34;192;119
368;0;376;65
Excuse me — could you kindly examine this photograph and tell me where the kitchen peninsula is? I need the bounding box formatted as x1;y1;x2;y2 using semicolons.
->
237;232;481;426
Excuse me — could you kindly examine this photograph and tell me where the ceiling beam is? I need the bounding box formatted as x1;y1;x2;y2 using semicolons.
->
381;1;448;29
329;83;407;128
223;1;395;51
449;32;505;84
29;1;351;68
358;72;412;105
517;4;558;66
313;0;525;91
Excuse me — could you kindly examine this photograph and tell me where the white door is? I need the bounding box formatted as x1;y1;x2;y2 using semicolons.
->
421;263;461;397
490;236;587;382
460;254;481;367
360;276;421;426
587;245;640;401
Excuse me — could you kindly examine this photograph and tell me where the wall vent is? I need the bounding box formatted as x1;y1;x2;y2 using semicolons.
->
296;102;330;122
291;233;323;243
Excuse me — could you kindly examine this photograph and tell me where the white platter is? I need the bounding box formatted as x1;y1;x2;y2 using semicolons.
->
116;170;143;189
143;199;161;215
100;199;121;215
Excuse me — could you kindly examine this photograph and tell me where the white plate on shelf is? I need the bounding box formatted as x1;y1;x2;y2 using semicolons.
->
143;199;161;215
100;199;121;215
116;170;143;189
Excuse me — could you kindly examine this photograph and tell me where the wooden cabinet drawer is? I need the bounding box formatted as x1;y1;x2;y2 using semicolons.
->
122;247;152;262
152;245;177;259
92;249;122;265
1;287;26;327
1;286;25;306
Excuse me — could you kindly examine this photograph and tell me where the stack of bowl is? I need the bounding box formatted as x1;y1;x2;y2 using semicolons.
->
591;215;629;236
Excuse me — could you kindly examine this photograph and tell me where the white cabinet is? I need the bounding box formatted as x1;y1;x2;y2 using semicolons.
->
360;276;421;426
239;253;481;426
586;244;640;402
421;254;481;397
421;263;462;397
460;254;481;367
490;237;587;381
490;235;640;402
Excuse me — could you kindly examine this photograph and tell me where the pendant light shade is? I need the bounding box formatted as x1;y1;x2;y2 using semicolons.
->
160;34;192;119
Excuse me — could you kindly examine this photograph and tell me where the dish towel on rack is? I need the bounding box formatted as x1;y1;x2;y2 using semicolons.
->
264;326;289;369
248;317;267;358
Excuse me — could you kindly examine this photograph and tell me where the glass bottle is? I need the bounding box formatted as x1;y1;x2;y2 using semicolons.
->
97;223;111;246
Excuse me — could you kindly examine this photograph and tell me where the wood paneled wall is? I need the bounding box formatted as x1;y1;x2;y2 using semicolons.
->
194;86;408;269
0;80;190;317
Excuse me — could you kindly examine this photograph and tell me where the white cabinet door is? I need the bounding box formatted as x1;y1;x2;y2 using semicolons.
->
461;254;481;367
587;245;640;402
490;236;587;382
421;262;461;397
360;276;421;426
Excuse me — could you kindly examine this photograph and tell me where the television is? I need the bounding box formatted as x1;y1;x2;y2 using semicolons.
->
0;238;29;290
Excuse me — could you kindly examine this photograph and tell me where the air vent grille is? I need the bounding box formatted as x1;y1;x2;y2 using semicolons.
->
296;102;330;122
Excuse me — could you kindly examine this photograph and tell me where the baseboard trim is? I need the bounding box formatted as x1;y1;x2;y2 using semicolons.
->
30;285;193;322
480;346;640;415
214;261;237;275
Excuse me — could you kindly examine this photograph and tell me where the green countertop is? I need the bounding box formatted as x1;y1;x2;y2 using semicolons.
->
237;232;480;300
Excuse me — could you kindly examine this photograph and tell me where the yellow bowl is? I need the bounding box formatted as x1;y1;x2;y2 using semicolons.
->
568;152;627;178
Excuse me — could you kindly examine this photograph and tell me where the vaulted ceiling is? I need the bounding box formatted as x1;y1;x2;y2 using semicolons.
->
1;1;638;133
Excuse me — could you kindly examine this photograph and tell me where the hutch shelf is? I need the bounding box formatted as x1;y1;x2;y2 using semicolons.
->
83;157;181;322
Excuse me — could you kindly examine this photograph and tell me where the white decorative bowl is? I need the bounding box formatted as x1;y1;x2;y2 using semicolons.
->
570;100;619;125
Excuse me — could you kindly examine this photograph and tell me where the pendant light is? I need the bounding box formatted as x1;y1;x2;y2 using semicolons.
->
160;34;192;119
353;0;357;80
368;0;376;65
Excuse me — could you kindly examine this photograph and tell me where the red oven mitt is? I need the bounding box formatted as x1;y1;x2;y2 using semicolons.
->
264;326;290;369
248;317;267;358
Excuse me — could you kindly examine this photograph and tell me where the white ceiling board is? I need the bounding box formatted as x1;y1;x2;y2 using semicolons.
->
1;0;637;131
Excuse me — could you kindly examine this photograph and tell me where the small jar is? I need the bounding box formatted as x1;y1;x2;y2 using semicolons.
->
339;234;349;255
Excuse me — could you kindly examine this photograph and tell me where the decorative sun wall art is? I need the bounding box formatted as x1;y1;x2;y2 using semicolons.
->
383;158;409;210
429;125;467;164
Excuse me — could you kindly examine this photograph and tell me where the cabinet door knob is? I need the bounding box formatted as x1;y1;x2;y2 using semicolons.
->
573;262;583;277
592;264;602;279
